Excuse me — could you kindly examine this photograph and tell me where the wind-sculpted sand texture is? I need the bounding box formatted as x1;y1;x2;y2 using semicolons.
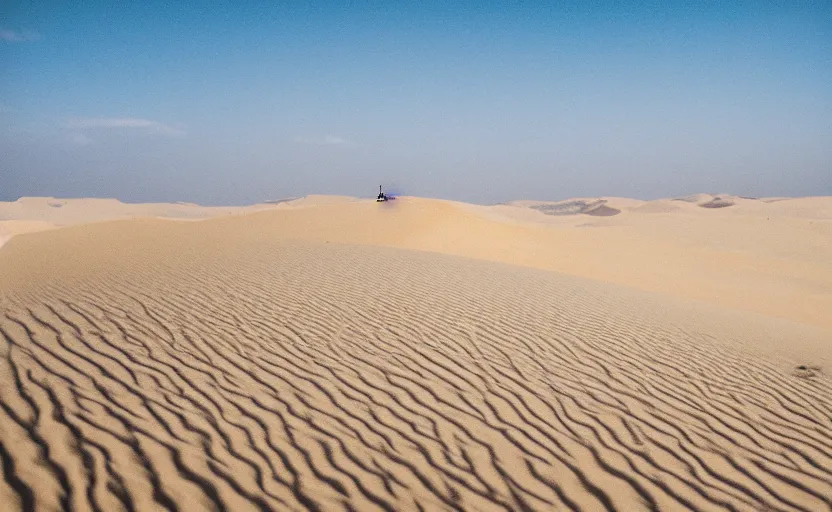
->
1;218;830;512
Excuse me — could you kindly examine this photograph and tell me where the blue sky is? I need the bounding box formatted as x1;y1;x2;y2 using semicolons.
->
2;1;830;204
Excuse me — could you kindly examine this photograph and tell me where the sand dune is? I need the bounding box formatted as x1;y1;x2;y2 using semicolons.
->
0;196;289;252
191;195;831;329
1;194;830;511
0;196;282;236
0;221;56;252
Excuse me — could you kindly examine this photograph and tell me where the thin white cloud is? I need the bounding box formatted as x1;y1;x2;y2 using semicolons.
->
67;132;94;146
324;135;347;145
0;29;41;42
293;135;352;147
65;117;185;136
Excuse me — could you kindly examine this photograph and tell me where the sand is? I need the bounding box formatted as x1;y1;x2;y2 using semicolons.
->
0;194;830;511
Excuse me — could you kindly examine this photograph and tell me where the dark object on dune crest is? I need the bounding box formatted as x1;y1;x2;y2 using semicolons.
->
376;185;394;202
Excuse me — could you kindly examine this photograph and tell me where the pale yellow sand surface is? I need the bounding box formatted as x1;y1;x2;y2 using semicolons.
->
0;194;830;511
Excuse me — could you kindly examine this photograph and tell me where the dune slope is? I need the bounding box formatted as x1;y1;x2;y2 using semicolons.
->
0;214;830;511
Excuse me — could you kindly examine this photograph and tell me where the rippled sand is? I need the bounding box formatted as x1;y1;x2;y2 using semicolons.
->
1;195;830;511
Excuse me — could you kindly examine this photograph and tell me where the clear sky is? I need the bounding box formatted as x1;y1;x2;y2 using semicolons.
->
2;1;830;205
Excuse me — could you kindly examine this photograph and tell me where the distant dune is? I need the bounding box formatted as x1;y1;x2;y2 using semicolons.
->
1;193;830;511
517;199;622;217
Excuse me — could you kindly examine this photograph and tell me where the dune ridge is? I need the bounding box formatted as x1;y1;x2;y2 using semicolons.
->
1;195;830;511
3;194;831;328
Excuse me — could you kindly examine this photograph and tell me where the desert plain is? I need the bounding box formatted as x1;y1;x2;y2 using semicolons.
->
0;193;830;511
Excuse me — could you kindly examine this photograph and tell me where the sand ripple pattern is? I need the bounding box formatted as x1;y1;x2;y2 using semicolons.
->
1;241;830;511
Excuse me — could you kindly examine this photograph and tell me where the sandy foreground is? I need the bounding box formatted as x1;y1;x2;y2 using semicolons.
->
0;194;830;511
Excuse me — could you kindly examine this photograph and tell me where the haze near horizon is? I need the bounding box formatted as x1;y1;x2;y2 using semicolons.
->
2;1;830;205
